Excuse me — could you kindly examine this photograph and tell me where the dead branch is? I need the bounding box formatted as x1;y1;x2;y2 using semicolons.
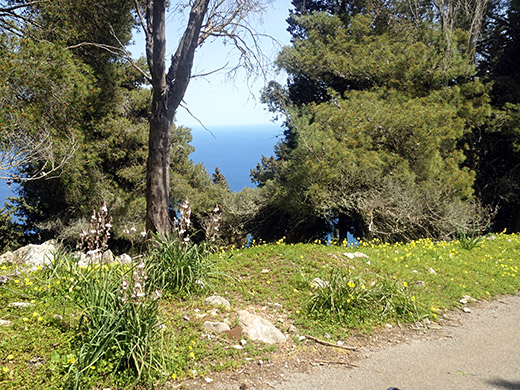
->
304;335;359;351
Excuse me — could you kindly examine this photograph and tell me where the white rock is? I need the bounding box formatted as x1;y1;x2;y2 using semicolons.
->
353;251;369;258
238;310;287;344
428;267;437;275
8;302;33;308
459;295;476;305
261;269;270;273
204;377;214;383
0;251;15;264
203;321;231;333
462;307;472;313
13;240;57;267
204;295;230;309
343;252;355;259
0;320;12;326
233;345;244;350
116;253;133;264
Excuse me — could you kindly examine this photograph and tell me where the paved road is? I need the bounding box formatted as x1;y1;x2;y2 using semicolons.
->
277;294;520;390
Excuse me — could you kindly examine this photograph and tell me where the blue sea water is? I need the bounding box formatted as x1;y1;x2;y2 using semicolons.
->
189;124;282;192
0;124;282;209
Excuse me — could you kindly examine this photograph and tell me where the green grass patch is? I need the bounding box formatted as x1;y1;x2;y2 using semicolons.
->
1;232;519;388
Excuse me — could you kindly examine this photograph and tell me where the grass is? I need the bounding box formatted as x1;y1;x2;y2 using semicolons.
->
1;232;519;388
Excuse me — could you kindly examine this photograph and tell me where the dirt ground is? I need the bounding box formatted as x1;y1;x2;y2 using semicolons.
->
174;294;520;389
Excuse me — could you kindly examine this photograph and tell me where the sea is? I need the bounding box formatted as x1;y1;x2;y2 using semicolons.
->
0;124;283;209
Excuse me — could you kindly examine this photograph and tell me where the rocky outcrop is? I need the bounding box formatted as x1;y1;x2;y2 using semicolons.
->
12;240;57;267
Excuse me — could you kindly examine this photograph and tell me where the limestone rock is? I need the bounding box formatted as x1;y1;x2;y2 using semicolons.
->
0;251;15;265
204;295;230;309
116;253;133;265
238;310;287;344
203;321;231;333
8;302;34;309
353;251;369;258
459;295;476;305
13;240;57;267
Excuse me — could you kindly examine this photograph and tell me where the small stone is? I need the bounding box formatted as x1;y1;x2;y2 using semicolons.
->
353;251;369;258
462;307;471;313
116;253;133;265
238;310;287;344
336;340;344;346
204;377;214;383
323;333;331;339
233;345;244;350
428;267;437;275
415;281;426;286
53;314;64;321
258;360;263;365
412;269;418;273
182;315;190;321
288;324;297;333
240;339;247;346
204;295;230;309
343;252;355;259
261;269;270;273
8;302;33;308
0;275;8;284
459;295;476;305
273;303;283;310
0;319;12;326
385;323;393;328
203;321;231;333
298;335;306;341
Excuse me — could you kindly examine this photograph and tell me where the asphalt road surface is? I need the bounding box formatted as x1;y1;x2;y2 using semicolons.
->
277;294;520;390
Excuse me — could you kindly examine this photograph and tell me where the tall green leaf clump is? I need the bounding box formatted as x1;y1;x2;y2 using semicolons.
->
255;3;490;242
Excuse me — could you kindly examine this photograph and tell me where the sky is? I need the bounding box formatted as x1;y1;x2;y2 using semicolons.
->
128;0;294;127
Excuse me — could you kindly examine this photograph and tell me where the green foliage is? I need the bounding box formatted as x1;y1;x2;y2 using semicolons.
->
305;269;421;327
257;5;490;243
0;207;23;252
456;227;484;250
72;259;167;389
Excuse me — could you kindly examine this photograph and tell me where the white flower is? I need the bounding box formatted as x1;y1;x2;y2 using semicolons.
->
130;226;137;232
106;223;112;229
101;204;108;213
140;231;146;237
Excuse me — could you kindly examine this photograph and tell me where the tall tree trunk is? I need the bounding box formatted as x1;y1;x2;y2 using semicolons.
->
144;0;210;235
145;97;172;235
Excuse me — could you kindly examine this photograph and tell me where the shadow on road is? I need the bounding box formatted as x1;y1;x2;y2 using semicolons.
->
487;378;520;390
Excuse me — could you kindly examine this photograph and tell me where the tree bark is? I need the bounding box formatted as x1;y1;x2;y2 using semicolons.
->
144;0;210;235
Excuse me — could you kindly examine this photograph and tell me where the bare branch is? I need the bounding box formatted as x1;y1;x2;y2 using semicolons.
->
0;130;78;183
190;62;229;78
178;101;215;138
